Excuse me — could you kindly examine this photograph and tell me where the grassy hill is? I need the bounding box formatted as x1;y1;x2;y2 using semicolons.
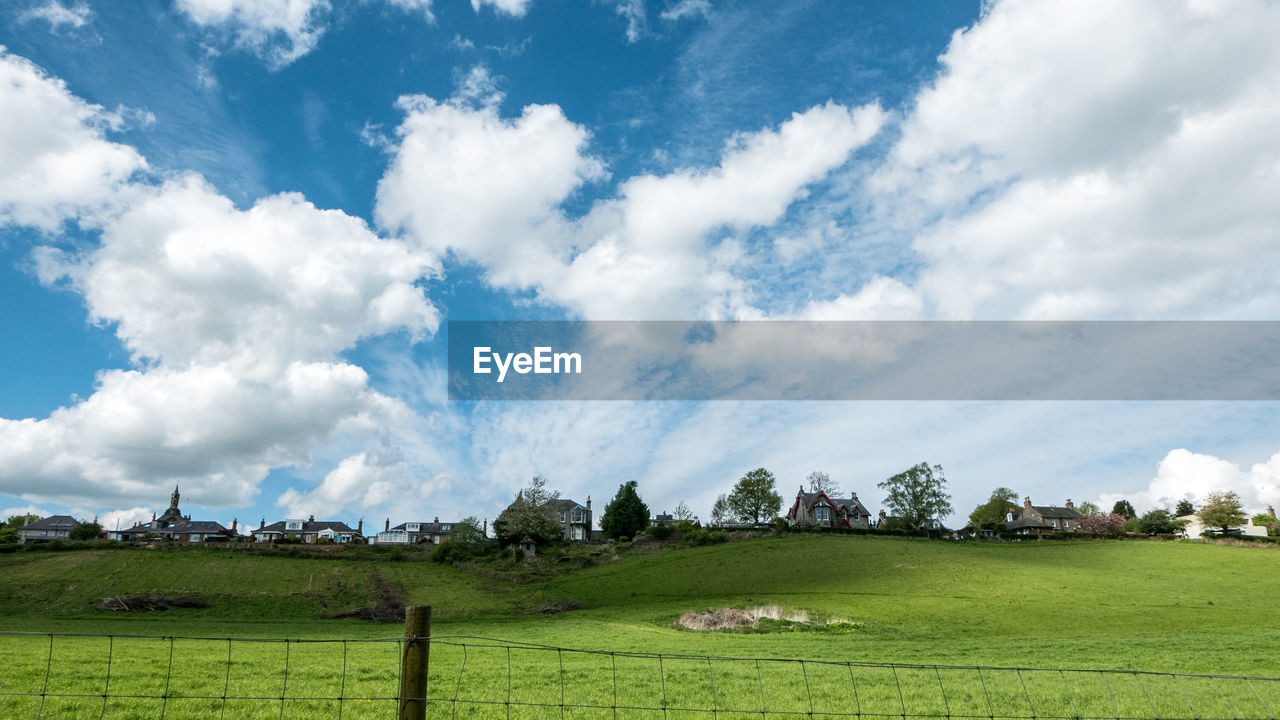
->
2;535;1277;674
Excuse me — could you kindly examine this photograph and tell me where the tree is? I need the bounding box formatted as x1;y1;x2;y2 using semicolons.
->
1175;499;1195;517
493;475;562;545
878;462;953;530
806;471;838;496
1137;509;1183;535
1076;501;1100;516
968;487;1018;531
1198;491;1247;534
432;517;492;563
1077;513;1126;534
726;468;782;525
70;522;102;541
601;481;650;539
1111;500;1136;519
710;494;731;526
672;501;694;522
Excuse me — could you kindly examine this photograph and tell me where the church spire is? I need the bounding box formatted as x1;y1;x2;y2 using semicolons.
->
170;484;180;510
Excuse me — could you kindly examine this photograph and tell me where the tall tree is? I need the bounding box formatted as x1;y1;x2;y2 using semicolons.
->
968;487;1019;530
1111;499;1136;519
1137;509;1183;535
1175;499;1195;517
1076;501;1100;516
672;501;694;522
493;475;562;545
69;522;102;542
878;462;953;530
601;481;650;539
710;494;731;526
727;468;782;525
806;471;838;496
1198;491;1247;534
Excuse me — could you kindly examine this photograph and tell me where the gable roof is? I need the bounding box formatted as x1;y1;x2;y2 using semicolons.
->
121;519;229;534
386;521;453;534
550;499;588;513
1031;505;1082;519
255;520;357;534
788;491;871;519
20;515;80;531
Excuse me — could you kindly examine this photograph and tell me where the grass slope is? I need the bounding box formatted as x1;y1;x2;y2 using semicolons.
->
2;536;1277;674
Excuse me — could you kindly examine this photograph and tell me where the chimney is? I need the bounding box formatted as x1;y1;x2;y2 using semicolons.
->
260;517;265;529
357;519;363;535
483;518;488;537
385;518;390;532
231;518;237;533
851;492;858;500
308;514;314;524
1065;499;1074;509
586;495;592;511
1024;497;1033;512
1269;505;1276;519
434;516;439;524
800;485;805;494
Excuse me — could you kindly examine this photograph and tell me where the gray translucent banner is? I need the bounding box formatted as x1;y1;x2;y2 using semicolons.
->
446;321;1280;401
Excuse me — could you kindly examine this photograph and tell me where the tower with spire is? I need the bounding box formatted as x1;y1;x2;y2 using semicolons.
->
156;484;184;527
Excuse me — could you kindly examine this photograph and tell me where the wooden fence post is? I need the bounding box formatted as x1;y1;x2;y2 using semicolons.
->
399;605;431;720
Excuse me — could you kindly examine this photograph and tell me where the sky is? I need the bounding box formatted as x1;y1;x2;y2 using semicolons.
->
2;0;1279;534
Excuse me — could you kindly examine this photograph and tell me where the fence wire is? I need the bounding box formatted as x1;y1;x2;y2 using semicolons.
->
1;631;1277;720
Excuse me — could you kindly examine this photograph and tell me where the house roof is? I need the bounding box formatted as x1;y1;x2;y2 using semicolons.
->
386;521;453;534
20;515;80;531
1031;506;1082;519
255;520;357;534
1005;516;1052;530
121;519;229;534
551;499;588;513
789;491;871;519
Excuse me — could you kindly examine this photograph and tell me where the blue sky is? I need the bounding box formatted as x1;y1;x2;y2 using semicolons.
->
2;0;1279;533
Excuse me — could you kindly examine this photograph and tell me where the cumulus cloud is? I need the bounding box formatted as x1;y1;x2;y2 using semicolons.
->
277;449;412;518
1100;449;1280;516
0;49;146;231
376;84;885;319
862;0;1280;320
35;174;439;370
0;51;442;513
173;0;331;69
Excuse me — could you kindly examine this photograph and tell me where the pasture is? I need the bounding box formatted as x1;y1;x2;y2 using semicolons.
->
1;535;1278;718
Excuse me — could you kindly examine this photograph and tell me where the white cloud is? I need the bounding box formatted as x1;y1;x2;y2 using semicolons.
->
277;449;412;518
470;0;531;18
90;506;153;531
376;88;885;320
383;0;434;21
19;1;91;31
1099;449;1280;516
0;49;146;231
173;0;331;69
660;0;710;22
0;53;442;514
614;0;646;42
1;505;50;520
35;174;439;370
862;0;1280;321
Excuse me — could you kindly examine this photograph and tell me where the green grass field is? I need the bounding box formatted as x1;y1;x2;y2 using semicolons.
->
2;535;1278;718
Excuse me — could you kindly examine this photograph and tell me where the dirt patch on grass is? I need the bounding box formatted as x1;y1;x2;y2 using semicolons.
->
677;605;860;633
96;594;209;612
325;570;406;622
528;600;584;614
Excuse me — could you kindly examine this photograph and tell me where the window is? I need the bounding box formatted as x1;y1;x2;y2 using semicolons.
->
815;507;830;522
406;523;420;532
560;512;566;522
285;520;302;531
572;510;583;523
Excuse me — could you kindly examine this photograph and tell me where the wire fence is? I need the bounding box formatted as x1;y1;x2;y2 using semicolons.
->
1;628;1278;720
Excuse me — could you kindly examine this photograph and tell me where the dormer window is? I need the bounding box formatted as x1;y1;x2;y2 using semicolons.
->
406;523;420;532
285;520;303;531
442;524;452;531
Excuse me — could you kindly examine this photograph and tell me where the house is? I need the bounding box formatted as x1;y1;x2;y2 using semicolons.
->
875;509;950;536
1177;513;1267;538
786;487;872;529
376;517;455;545
652;512;675;526
18;515;80;544
253;515;362;543
108;486;236;543
551;498;592;541
1005;497;1083;536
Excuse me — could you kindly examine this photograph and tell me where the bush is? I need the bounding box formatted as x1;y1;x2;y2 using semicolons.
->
647;524;675;541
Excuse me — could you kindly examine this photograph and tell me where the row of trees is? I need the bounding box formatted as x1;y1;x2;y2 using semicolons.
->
967;487;1266;536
